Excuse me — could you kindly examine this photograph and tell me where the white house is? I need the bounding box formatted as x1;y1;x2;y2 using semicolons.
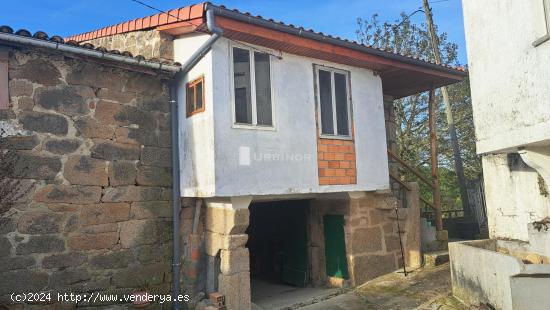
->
450;1;550;309
68;3;465;309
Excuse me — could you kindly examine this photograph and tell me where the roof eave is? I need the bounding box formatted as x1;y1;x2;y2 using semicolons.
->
206;3;466;80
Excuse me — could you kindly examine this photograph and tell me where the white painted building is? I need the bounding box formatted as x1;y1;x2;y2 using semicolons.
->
176;35;389;198
463;0;550;253
450;1;550;309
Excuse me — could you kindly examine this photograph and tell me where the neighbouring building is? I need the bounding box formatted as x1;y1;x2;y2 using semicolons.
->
0;28;180;308
0;3;464;309
451;1;550;309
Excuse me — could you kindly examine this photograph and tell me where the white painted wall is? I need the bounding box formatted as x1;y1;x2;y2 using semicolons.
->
211;38;389;197
482;154;550;243
174;34;216;196
175;35;389;197
463;0;550;249
450;240;550;310
463;0;550;154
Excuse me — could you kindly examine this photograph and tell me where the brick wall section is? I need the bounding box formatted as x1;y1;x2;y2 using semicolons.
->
84;29;174;61
0;48;175;307
317;138;357;185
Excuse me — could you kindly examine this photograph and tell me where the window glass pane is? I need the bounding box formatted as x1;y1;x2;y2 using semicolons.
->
186;84;195;116
318;70;334;135
334;72;349;136
195;81;203;110
233;47;252;124
254;52;272;126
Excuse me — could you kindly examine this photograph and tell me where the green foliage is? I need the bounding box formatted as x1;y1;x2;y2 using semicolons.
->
356;13;481;209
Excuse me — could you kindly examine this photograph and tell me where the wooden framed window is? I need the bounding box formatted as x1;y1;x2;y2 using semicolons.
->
0;49;9;110
314;65;352;138
186;76;205;117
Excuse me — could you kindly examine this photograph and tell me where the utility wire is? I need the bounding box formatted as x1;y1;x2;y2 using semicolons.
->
129;0;183;21
128;0;207;32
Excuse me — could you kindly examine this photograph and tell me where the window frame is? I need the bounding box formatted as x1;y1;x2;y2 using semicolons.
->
229;43;276;131
534;0;550;46
185;75;205;118
314;65;353;140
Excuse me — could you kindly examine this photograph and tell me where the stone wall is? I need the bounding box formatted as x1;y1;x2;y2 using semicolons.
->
307;187;421;288
0;47;175;307
346;188;421;286
84;30;174;61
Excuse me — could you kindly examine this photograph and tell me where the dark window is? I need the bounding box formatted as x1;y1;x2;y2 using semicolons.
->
334;73;349;136
317;67;351;136
186;76;205;117
233;47;253;124
318;70;334;135
254;52;272;126
232;47;273;126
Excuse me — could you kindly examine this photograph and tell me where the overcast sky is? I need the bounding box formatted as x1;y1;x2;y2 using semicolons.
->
0;0;467;64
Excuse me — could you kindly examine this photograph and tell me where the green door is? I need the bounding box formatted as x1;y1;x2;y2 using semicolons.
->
282;204;309;287
324;215;349;279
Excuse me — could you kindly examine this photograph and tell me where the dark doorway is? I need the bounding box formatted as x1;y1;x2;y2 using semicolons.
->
247;200;309;287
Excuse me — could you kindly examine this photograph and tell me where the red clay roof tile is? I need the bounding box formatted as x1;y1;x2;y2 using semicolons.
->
65;3;206;42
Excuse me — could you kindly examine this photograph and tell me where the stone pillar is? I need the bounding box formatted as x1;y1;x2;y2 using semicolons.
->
346;192;398;286
402;183;422;268
204;197;251;310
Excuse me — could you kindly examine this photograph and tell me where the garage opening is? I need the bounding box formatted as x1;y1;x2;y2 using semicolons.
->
248;200;339;309
247;200;309;286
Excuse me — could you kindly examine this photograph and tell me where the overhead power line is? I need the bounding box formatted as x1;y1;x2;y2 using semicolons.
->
129;0;183;22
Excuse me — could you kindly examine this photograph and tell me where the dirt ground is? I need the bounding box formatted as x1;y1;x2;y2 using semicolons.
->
296;263;471;310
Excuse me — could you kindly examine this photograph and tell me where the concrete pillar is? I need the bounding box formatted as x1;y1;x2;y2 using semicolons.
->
204;197;252;310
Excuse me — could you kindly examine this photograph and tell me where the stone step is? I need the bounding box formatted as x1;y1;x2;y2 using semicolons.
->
424;250;449;267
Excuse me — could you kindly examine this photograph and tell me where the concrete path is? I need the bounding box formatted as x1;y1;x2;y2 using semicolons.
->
297;263;471;310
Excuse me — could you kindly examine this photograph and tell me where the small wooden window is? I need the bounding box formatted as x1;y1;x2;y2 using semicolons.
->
0;49;9;110
186;76;205;117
